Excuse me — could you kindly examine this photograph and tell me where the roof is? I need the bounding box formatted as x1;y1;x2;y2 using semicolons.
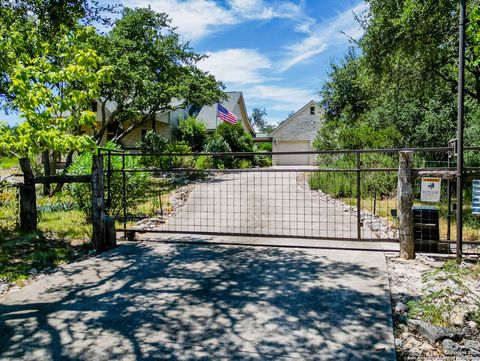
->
269;100;319;136
196;91;254;135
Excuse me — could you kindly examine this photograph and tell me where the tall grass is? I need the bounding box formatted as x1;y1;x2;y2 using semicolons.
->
309;153;397;198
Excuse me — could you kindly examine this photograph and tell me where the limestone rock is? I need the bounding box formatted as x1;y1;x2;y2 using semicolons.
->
408;319;465;343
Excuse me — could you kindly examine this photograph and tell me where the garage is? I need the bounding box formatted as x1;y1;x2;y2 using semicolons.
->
275;140;310;165
269;100;323;166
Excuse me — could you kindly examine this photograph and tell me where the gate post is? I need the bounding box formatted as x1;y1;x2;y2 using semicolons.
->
19;158;37;232
397;151;415;259
92;155;107;251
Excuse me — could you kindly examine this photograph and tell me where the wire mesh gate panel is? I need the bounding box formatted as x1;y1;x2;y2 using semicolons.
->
103;150;400;242
100;147;480;253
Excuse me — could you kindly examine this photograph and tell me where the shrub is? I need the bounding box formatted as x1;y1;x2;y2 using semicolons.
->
214;121;254;152
203;136;232;168
232;158;252;169
161;142;194;169
136;130;168;168
176;116;208;151
67;143;148;220
253;142;272;167
195;155;211;169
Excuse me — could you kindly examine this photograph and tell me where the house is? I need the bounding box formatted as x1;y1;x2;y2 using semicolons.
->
92;91;254;148
270;100;323;166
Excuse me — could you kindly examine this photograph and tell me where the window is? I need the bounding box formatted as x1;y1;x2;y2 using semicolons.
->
310;106;315;115
91;101;98;112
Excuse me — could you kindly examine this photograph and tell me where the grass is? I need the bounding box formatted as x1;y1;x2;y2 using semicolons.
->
406;260;480;327
0;186;92;285
0;156;18;170
307;171;480;243
0;232;92;284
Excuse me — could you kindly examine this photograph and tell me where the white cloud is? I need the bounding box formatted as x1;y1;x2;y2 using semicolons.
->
125;0;305;41
280;2;368;71
246;85;315;112
198;49;272;85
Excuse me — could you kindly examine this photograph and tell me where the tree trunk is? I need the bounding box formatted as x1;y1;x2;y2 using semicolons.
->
397;150;415;260
91;155;106;251
19;158;37;232
52;150;75;193
42;151;51;196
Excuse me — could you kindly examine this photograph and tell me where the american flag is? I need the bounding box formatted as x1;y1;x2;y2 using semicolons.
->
217;104;238;124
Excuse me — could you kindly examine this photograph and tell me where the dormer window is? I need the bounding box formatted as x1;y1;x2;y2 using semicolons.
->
310;106;315;115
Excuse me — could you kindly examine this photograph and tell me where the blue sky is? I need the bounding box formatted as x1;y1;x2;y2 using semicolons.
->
3;0;367;126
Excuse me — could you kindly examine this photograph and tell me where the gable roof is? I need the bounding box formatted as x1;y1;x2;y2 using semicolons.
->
196;91;254;135
269;100;319;136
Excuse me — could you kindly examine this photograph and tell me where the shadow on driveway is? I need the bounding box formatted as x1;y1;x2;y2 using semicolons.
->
0;241;395;360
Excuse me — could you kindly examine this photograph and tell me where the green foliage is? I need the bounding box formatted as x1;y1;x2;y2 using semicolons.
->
176;116;208;151
316;0;480;151
0;233;92;284
253;143;272;167
203;136;232;169
310;153;397;198
407;291;455;327
0;26;112;158
407;260;480;327
232;158;252;169
0;155;18;170
136;130;168;168
249;107;273;133
214;121;254;153
314;121;402;150
162;142;194;169
96;7;225;142
0;185;18;232
67;143;148;219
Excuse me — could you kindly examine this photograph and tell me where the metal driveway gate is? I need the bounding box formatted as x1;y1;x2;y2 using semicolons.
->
98;146;480;251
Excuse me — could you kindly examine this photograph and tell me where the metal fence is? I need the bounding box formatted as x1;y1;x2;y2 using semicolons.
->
99;147;480;254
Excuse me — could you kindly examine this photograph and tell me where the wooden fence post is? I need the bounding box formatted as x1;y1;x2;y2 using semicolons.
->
92;155;106;251
91;155;116;252
397;151;415;259
19;158;37;232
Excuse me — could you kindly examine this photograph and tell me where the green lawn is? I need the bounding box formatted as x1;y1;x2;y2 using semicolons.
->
1;187;92;285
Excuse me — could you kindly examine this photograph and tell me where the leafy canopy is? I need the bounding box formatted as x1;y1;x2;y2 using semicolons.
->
95;7;225;142
176;117;208;152
214;122;254;153
0;26;112;158
315;0;480;151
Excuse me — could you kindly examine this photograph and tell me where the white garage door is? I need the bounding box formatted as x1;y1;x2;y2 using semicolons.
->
276;141;310;165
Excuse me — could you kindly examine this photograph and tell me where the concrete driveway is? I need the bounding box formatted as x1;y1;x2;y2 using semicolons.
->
0;240;395;360
156;169;377;240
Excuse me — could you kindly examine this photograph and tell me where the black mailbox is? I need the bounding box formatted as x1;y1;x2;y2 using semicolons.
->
413;206;440;252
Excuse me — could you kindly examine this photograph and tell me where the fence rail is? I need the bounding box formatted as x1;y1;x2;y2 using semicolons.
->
100;147;480;256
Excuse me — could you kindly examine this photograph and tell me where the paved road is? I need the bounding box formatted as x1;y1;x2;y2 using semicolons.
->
155;169;377;240
0;241;395;360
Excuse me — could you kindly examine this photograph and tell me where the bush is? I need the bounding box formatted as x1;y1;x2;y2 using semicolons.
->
68;143;148;220
176;116;208;152
203;136;232;168
232;158;252;169
161;142;194;169
136;130;168;168
214;121;254;152
253;142;272;167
